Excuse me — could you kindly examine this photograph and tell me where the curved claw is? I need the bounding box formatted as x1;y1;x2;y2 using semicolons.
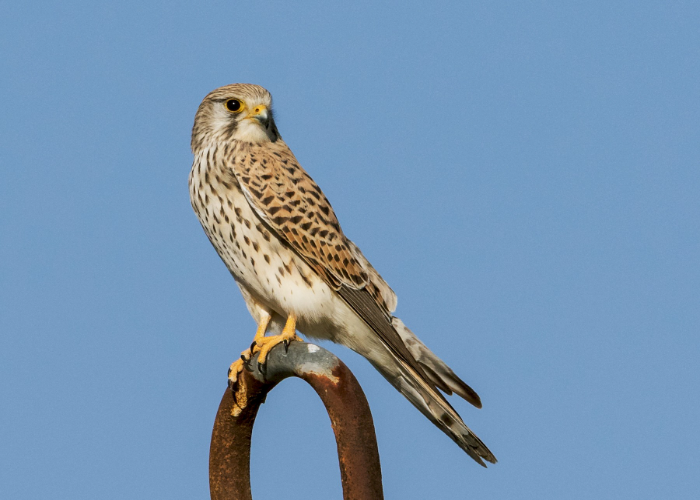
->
240;347;256;371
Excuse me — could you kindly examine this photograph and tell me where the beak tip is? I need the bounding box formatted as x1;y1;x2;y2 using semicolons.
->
257;115;270;128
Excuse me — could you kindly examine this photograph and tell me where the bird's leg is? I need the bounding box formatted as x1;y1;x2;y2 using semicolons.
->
241;312;273;364
228;311;272;417
253;312;302;370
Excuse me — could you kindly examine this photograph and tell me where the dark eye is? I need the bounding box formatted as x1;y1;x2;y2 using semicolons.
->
225;99;242;112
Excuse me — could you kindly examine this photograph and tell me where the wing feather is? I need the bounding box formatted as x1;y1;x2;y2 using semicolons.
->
230;141;368;289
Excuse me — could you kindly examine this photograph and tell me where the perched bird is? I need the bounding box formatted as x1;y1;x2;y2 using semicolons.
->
189;83;496;466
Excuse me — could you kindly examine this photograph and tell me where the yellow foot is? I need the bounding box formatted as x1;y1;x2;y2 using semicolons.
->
226;312;301;416
252;312;301;373
228;310;272;416
227;358;250;417
253;332;302;368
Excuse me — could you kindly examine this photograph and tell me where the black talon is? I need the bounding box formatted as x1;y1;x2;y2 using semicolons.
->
241;354;252;369
283;339;289;353
250;340;257;352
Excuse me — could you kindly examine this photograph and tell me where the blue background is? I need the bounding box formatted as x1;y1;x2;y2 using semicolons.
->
1;1;698;498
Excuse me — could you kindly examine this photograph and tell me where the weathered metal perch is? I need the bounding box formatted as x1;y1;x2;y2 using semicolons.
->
209;341;384;500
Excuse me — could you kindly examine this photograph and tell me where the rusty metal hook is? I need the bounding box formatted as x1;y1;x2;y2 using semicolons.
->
209;341;384;500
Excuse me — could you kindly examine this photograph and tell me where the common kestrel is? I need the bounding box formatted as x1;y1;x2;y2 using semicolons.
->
189;84;496;466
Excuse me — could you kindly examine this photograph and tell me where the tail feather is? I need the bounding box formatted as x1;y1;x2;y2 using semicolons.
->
367;356;496;466
393;318;483;408
366;318;497;466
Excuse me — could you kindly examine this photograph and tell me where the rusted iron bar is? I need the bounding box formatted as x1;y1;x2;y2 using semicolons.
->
209;341;384;500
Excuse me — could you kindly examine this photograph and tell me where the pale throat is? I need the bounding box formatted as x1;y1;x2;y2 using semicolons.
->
232;119;272;143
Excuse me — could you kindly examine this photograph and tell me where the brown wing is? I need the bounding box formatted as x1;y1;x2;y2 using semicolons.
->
229;140;431;381
231;141;368;290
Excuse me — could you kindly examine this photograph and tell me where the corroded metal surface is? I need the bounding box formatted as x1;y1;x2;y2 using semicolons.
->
209;341;384;500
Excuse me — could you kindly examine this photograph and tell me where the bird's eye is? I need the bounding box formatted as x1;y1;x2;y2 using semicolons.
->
225;99;243;113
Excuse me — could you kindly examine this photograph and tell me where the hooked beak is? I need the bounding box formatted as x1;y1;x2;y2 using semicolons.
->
246;104;270;128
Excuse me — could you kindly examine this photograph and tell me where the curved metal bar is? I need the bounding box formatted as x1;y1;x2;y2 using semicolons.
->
209;341;384;500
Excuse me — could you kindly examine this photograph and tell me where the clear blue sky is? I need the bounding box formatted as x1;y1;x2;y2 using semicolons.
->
1;1;698;498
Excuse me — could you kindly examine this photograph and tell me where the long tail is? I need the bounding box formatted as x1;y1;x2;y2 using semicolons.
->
369;317;497;466
392;318;483;408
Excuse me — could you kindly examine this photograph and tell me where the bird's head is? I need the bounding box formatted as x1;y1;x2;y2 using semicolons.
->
191;83;280;152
